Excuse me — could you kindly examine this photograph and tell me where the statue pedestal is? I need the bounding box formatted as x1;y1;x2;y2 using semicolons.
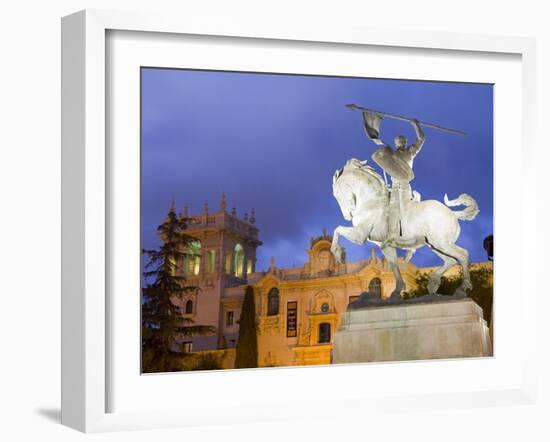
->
333;298;492;364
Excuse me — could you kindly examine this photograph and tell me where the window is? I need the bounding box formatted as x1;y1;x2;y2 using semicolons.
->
182;341;193;353
368;277;382;297
267;288;280;316
185;300;193;314
186;240;201;276
348;295;360;306
234;243;244;278
247;259;253;275
226;311;234;326
167;255;177;276
206;249;216;273
318;322;331;343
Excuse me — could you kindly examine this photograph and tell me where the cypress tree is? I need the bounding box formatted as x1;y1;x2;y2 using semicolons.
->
235;285;258;369
141;206;215;373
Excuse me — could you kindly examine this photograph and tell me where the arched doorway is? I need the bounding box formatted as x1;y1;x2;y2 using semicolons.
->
318;322;331;343
368;277;382;297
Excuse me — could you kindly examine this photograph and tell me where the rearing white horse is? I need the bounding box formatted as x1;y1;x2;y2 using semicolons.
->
331;158;479;299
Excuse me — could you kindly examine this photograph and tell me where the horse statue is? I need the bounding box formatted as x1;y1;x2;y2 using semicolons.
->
331;158;479;299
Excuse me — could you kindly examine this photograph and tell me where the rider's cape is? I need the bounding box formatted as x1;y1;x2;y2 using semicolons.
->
371;146;415;182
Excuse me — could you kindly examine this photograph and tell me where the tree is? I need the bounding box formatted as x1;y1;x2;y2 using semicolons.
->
235;285;258;369
141;206;215;373
410;266;493;323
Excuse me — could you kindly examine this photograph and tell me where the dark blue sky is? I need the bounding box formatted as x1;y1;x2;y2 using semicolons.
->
141;68;493;270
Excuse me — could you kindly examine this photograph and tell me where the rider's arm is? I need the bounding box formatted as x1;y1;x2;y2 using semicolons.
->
409;118;425;157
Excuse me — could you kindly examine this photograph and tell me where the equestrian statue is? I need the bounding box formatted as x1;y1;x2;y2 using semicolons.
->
331;104;479;300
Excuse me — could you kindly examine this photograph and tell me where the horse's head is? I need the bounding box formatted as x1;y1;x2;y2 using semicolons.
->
333;158;386;221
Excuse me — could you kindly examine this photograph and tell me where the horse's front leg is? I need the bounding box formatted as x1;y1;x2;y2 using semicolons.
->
380;244;405;299
331;225;368;264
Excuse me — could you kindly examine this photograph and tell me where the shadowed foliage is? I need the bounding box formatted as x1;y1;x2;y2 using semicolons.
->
141;207;216;373
190;353;224;371
409;266;493;323
235;285;258;369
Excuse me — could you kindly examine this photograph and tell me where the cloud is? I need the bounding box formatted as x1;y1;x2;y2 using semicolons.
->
141;68;493;269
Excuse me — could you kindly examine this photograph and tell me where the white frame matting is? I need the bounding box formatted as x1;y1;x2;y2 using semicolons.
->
61;9;537;433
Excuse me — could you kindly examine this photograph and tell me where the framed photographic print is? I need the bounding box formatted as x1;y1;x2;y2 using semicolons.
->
62;9;537;432
139;67;495;373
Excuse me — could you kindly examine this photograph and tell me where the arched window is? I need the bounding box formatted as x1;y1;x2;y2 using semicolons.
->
267;288;280;316
368;277;382;297
206;249;216;273
234;243;244;278
318;322;331;343
185;300;193;314
186;240;201;276
167;255;177;276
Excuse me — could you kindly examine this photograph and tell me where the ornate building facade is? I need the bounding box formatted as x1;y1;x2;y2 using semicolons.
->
168;196;490;368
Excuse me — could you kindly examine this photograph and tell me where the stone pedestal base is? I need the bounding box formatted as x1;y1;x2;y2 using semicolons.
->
333;298;492;364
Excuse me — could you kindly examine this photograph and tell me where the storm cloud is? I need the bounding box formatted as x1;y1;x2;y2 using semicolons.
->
141;68;493;269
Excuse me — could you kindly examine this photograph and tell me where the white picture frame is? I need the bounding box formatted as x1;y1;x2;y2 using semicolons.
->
61;9;537;433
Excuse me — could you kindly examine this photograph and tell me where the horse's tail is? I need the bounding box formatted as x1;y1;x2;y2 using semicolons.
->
444;193;480;221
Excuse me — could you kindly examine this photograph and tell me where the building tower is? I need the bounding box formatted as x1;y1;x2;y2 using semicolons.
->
171;194;262;351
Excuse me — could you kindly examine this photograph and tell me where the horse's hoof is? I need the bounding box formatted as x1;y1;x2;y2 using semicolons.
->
332;246;345;264
453;288;468;298
427;279;440;295
389;290;403;301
